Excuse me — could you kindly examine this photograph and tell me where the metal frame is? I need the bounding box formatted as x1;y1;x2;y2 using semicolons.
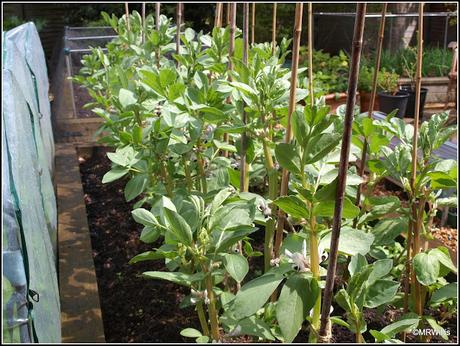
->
63;26;115;118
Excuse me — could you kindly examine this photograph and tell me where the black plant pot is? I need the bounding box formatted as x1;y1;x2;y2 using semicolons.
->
448;208;457;228
400;86;428;118
377;91;410;118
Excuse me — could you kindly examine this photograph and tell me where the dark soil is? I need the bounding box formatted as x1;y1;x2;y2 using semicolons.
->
72;65;96;118
79;146;200;343
73;84;95;118
79;147;457;343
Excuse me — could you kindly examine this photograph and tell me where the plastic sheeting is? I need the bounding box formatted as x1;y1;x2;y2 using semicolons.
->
3;28;57;252
2;23;61;343
5;23;55;171
2;129;31;344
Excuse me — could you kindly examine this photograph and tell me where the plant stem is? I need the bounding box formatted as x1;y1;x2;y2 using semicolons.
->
307;217;322;343
262;138;278;273
196;301;210;337
196;143;208;194
355;329;364;343
182;156;193;192
159;156;173;197
202;265;220;341
319;4;366;342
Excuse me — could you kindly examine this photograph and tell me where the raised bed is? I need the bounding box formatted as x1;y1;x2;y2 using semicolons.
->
74;146;457;343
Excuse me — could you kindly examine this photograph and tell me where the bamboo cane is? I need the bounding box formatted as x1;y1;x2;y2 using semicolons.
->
318;4;367;343
239;3;250;193
410;2;425;319
272;3;277;55
226;2;231;26
354;4;387;216
125;2;130;31
155;3;161;68
155;3;160;30
308;3;314;108
142;3;146;44
176;3;183;64
215;3;223;28
273;3;304;259
251;3;256;45
222;3;237;158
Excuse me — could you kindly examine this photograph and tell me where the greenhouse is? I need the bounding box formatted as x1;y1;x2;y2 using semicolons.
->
2;2;458;344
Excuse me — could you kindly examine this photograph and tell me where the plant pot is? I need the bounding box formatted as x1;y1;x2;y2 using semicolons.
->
325;92;359;113
447;208;457;228
377;91;410;119
399;86;428;118
359;91;380;113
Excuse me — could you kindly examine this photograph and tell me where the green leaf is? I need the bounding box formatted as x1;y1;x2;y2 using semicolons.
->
304;133;342;164
348;254;368;277
159;68;177;88
209;203;255;232
273;195;309;219
124;174;148;201
425;316;449;341
213;139;237;153
429;247;457;274
212;228;256;253
230;273;284;319
335;288;353;312
371;217;408;246
195;335;210;343
143;271;205;287
320;227;374;256
164;208;193;246
210;187;235;215
292;110;308;146
370;330;391;343
379;313;420;338
275;143;301;175
102;167;129;183
119;88;137;109
359;196;401;224
313;197;360;219
230;81;257;96
413;252;440;286
364;279;400;308
368;259;393;285
129;250;163;264
428;171;457;189
276;275;319;343
140;226;160;243
223;254;249;283
330;316;351;329
220;315;275;341
180;328;202;338
107;151;130;166
132;208;160;228
430;282;457;304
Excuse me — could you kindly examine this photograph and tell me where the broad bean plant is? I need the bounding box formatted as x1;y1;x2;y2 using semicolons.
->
75;11;457;343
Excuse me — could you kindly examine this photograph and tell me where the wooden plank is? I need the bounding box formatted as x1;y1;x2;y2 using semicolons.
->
55;144;105;343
